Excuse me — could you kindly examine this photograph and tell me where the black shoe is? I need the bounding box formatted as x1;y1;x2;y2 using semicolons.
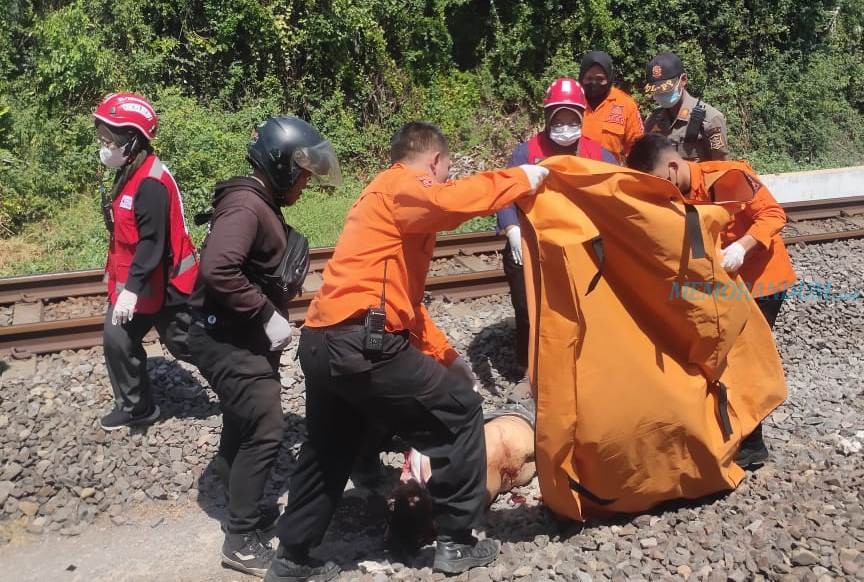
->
221;531;275;578
433;536;501;575
736;424;769;468
264;546;339;582
100;405;160;431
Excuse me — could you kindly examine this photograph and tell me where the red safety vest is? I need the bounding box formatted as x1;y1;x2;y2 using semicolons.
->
526;132;605;163
105;154;198;313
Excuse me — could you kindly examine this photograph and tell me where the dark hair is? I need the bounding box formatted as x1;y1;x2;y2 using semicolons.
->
386;479;436;555
389;122;449;164
625;133;676;173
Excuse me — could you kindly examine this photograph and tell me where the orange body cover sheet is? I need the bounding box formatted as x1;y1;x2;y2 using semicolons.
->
517;156;787;521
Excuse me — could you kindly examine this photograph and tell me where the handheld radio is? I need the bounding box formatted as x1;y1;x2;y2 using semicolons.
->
364;259;388;355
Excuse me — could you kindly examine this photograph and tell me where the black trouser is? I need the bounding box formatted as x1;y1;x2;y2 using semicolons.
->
755;294;785;329
189;322;284;533
502;242;529;371
103;303;192;414
277;325;487;550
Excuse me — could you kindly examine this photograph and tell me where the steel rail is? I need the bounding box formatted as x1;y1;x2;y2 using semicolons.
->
2;196;864;356
0;269;509;355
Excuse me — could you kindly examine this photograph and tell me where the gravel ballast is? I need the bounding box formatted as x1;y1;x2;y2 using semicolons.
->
0;237;862;581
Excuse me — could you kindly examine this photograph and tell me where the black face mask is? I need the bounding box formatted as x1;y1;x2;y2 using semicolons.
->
583;82;611;103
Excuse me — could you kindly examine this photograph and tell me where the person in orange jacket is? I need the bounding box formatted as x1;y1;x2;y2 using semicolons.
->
626;133;796;467
578;51;645;163
266;122;548;581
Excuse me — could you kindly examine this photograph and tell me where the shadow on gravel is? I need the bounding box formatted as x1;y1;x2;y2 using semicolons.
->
467;319;523;387
147;356;216;421
194;409;309;528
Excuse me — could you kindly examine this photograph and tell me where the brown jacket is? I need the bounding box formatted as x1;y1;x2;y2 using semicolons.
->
189;177;288;324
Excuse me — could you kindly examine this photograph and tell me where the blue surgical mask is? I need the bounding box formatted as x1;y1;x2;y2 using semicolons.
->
653;78;683;108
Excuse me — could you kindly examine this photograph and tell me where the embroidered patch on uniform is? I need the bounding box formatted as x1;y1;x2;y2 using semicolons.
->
418;176;433;188
652;65;663;79
605;105;625;125
119;195;134;210
708;129;725;150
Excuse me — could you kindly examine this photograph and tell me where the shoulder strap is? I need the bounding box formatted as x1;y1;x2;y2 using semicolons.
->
684;102;707;144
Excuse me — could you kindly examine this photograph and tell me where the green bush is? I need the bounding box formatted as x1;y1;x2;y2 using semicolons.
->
0;0;863;271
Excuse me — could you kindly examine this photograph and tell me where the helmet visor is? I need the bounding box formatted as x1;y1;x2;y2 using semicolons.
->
293;140;342;187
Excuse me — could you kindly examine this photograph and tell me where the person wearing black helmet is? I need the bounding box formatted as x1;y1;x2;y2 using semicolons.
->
188;116;341;578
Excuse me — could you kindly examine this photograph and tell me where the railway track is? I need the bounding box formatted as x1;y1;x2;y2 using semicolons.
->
2;197;864;356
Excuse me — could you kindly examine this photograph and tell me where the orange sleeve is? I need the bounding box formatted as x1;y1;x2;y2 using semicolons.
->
742;186;787;249
622;101;645;155
392;167;533;234
409;303;459;366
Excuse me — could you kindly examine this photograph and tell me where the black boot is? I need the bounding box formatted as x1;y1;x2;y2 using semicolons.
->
221;531;275;578
735;423;769;468
433;534;500;575
264;545;339;582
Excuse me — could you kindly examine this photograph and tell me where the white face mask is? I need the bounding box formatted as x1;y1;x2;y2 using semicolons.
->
549;124;582;146
99;146;127;168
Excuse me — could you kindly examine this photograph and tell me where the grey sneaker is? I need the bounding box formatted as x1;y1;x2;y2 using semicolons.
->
221;531;275;578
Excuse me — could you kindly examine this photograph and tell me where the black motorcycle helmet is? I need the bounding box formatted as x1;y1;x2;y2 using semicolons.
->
246;116;342;192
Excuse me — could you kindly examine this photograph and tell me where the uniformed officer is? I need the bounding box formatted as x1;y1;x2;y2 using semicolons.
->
265;122;547;582
578;50;644;163
188;116;341;577
643;52;729;161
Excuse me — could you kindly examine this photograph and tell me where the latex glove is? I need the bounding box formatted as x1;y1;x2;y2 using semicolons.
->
505;226;523;266
450;356;479;392
111;290;138;326
518;164;550;192
264;310;294;351
721;241;746;272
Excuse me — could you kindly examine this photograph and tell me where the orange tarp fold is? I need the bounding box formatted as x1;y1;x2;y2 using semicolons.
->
517;156;787;521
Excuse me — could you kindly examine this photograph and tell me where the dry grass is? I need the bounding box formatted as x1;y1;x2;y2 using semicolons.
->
0;237;43;275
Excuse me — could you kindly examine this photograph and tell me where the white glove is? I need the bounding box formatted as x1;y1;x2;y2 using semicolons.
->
505;226;523;266
450;356;479;392
720;241;746;272
111;290;138;326
518;164;550;192
264;310;294;351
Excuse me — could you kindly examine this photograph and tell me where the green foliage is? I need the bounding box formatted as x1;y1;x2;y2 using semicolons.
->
0;0;863;271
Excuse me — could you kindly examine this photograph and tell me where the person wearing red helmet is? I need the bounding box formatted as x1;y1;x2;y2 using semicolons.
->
93;92;199;431
495;78;617;391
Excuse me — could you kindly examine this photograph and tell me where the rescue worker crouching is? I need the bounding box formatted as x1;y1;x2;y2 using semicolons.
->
94;92;200;432
265;122;548;582
188;116;341;578
626;133;797;468
643;52;729;162
496;78;617;390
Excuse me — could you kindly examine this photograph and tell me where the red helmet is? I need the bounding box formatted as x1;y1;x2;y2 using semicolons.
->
93;93;158;140
543;77;587;111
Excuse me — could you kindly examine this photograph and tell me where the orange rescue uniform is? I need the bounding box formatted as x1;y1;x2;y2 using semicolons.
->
581;86;644;163
688;161;796;297
305;163;533;365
